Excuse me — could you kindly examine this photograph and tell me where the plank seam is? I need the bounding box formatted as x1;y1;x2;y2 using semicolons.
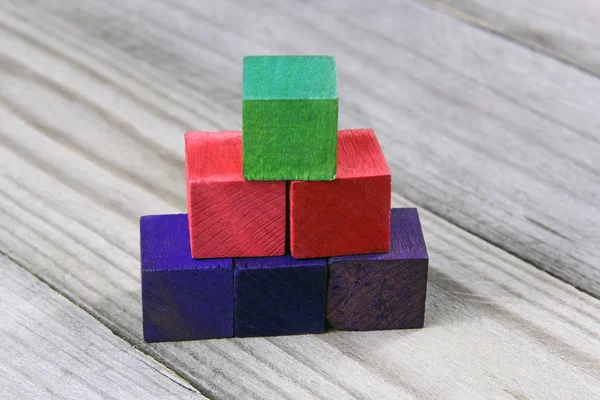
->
0;248;212;400
399;192;599;299
412;0;600;80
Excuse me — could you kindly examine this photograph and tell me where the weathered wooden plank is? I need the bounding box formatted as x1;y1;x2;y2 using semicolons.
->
417;0;600;77
0;255;204;399
1;2;600;399
6;0;600;296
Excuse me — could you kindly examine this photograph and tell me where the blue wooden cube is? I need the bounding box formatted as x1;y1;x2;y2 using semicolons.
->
234;255;327;337
140;213;234;342
327;208;429;331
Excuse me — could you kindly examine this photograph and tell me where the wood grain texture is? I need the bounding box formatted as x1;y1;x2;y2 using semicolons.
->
0;255;204;399
243;55;338;181
141;214;234;342
234;255;327;337
1;2;600;399
185;131;286;258
328;208;429;331
8;0;600;295
290;129;391;258
418;0;600;77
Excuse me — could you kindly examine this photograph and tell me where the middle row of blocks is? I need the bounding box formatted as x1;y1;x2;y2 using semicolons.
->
185;128;391;259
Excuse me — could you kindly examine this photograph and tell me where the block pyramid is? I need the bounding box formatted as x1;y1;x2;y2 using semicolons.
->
140;55;429;342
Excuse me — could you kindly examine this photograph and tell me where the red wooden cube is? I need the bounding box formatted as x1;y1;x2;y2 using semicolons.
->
290;128;391;258
186;131;286;259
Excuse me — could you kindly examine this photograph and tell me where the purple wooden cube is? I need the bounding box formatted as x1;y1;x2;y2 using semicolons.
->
234;255;327;337
327;208;429;331
140;213;233;342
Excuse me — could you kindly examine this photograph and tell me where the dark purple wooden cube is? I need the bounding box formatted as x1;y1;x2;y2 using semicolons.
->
140;213;233;342
327;208;429;331
234;255;327;337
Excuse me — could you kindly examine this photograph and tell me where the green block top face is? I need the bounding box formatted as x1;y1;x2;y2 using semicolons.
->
243;56;338;100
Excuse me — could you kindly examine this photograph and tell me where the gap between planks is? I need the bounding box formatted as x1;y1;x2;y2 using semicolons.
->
413;0;600;79
0;253;205;399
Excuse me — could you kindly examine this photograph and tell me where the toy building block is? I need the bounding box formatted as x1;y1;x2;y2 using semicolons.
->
234;255;328;337
290;128;391;258
186;131;286;259
140;213;234;342
242;55;338;181
327;208;429;331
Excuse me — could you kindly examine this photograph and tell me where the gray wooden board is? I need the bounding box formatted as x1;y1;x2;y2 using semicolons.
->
5;0;600;297
0;255;204;400
1;1;600;399
419;0;600;77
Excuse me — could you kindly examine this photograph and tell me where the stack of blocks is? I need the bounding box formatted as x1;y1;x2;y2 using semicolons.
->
141;55;429;342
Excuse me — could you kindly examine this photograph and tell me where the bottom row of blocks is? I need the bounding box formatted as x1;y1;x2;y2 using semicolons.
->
141;208;428;342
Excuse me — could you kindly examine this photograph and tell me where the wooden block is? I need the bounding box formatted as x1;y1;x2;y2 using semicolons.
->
242;55;338;181
186;131;286;258
327;208;429;331
234;255;328;337
140;213;234;342
290;128;391;258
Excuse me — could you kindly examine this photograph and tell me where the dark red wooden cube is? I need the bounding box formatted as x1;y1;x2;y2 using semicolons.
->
289;128;391;258
185;131;286;259
327;208;429;331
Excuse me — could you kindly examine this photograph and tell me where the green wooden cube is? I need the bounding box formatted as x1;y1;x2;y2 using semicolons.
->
243;55;338;181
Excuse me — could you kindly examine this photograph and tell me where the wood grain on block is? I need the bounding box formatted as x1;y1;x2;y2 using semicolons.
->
242;55;338;181
186;131;285;258
234;255;328;337
141;213;234;342
290;128;391;258
327;208;428;331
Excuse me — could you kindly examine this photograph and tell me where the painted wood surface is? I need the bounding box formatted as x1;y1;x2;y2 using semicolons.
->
234;255;328;337
243;55;338;181
1;1;600;399
328;208;429;331
6;0;599;296
0;255;204;399
141;214;234;342
420;0;600;77
290;129;391;258
185;131;286;258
